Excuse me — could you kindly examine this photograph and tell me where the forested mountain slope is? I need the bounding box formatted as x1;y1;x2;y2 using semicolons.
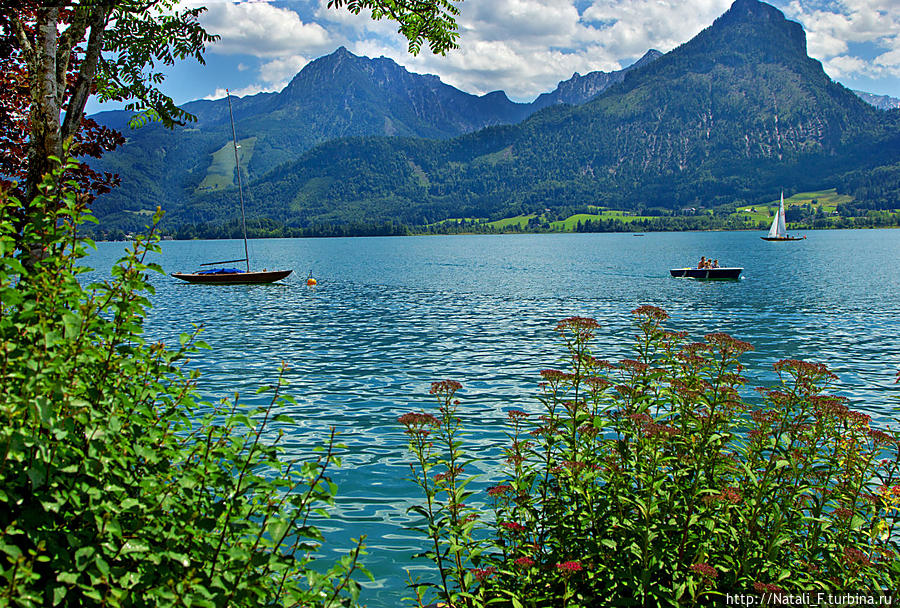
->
94;0;900;233
90;47;658;229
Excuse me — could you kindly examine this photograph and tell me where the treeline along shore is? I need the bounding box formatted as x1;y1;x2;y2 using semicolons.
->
88;203;900;241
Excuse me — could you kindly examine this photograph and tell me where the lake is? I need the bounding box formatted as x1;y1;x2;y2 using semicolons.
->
85;229;900;606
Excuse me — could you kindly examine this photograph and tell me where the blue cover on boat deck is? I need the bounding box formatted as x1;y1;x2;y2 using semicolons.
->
196;268;245;275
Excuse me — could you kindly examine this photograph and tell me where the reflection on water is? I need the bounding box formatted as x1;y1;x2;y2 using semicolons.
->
85;230;900;607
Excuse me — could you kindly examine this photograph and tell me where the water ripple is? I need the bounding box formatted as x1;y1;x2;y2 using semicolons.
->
82;230;900;607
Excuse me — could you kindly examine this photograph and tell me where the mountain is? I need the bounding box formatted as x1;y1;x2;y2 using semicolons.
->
854;90;900;111
532;50;663;109
90;47;530;222
94;0;900;234
91;47;658;227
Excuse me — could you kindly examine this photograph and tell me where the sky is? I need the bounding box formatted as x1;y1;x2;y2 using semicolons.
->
86;0;900;114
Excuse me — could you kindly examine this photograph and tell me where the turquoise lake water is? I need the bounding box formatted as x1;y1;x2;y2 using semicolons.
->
86;229;900;606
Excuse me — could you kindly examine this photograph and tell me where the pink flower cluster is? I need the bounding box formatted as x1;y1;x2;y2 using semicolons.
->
471;567;496;582
690;562;717;578
500;521;527;533
429;379;462;395
555;560;583;574
398;412;439;436
706;332;754;354
631;305;669;321
753;582;784;594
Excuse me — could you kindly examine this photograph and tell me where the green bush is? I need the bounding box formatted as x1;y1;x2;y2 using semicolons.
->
402;308;900;607
0;161;367;607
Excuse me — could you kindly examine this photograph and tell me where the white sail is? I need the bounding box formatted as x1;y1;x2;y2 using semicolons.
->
767;192;787;238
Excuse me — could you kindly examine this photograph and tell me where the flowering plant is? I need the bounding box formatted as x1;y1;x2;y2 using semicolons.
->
402;307;899;606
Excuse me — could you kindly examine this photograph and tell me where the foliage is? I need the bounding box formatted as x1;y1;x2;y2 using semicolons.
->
402;309;900;606
835;162;900;215
0;6;126;201
326;0;462;55
400;383;481;606
3;2;216;202
93;1;217;129
0;161;368;607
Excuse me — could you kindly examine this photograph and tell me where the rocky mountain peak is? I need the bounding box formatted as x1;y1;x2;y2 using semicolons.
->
709;0;808;57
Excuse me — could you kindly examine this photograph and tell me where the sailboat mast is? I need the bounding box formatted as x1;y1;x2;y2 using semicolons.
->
226;89;250;273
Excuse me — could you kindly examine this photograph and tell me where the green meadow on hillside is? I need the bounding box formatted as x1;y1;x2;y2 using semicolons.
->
734;188;854;226
423;187;900;234
549;210;648;230
195;136;256;193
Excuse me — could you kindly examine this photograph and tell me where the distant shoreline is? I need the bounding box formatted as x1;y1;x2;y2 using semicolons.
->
91;223;900;243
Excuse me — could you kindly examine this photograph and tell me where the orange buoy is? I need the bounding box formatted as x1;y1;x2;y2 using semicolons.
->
306;277;317;286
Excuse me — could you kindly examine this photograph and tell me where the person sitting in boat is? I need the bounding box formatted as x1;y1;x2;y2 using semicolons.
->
698;256;706;269
712;259;719;268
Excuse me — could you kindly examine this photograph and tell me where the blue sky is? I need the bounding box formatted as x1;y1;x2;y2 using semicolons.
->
86;0;900;114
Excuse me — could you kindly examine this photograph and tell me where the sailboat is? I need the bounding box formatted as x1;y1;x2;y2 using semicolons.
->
172;90;292;284
760;192;806;241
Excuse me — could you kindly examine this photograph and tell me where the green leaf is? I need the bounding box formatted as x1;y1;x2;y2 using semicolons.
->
34;396;52;427
0;541;22;560
61;311;81;338
75;547;96;571
56;572;79;585
266;519;291;542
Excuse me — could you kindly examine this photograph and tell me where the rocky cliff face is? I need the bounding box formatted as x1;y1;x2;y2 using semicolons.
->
562;0;882;178
532;50;663;109
854;91;900;111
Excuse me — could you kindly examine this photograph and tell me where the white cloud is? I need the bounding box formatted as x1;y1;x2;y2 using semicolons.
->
781;0;900;86
785;0;900;46
205;82;285;100
396;43;619;100
461;0;582;47
875;46;900;74
259;54;311;84
822;54;870;79
178;2;328;98
582;0;730;56
804;31;848;58
341;0;731;101
314;0;401;38
199;1;332;57
180;0;900;104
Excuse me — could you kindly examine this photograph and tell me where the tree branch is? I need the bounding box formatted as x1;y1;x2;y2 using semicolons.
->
327;0;460;55
57;4;94;55
61;7;109;143
10;14;34;64
56;5;95;108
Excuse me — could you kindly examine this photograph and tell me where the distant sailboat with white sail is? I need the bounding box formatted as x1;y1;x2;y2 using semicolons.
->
760;192;806;241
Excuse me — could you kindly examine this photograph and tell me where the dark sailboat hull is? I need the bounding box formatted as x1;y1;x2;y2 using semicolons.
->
670;267;742;280
760;236;805;241
171;270;292;284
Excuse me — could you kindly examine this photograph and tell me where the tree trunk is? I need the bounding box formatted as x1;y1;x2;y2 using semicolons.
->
26;7;62;201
